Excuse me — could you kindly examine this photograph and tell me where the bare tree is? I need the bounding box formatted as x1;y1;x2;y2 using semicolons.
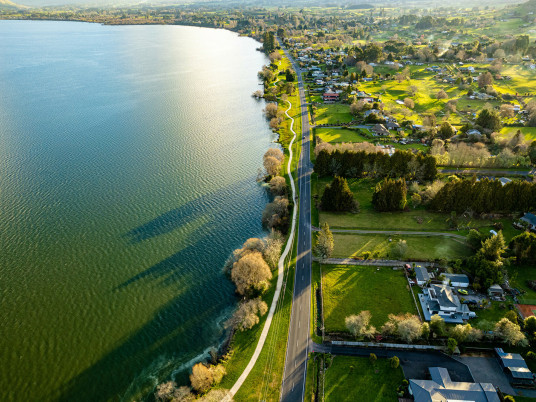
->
404;98;415;109
500;104;515;118
264;103;279;119
478;72;493;89
263;156;282;177
345;311;376;339
397;315;422;343
229;298;269;331
190;364;213;394
231;251;272;296
494;318;528;346
269;176;287;196
263;230;284;270
436;90;448;100
198;389;233;402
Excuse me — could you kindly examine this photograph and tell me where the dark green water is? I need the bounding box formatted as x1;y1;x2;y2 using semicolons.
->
0;21;273;401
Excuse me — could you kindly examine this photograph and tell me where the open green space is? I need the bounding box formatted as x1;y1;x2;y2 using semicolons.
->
471;301;512;327
322;264;417;331
315;178;519;240
315;127;369;143
314;104;353;125
331;233;472;261
324;356;404;402
507;265;536;304
500;126;536;143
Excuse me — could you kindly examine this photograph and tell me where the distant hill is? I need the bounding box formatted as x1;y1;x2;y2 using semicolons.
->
0;0;27;8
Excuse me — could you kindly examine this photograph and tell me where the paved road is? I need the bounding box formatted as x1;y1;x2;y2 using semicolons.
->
280;45;313;402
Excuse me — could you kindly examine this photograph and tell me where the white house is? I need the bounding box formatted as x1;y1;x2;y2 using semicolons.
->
443;273;470;288
415;266;430;286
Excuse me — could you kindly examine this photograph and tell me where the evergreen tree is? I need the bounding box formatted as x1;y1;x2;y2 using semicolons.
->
372;178;407;211
314;222;334;260
509;232;536;265
476;107;502;132
321;176;357;212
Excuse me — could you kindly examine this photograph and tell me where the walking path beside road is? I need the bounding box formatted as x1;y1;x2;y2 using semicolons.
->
227;99;298;400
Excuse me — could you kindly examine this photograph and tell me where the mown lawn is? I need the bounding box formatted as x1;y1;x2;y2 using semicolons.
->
316;177;522;240
315;127;369;143
507;265;536;303
314;103;353;125
324;356;404;402
331;233;472;261
472;301;511;327
500;126;536;143
322;264;417;331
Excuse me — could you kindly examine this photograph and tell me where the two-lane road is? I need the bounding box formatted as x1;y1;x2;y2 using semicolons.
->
280;46;313;402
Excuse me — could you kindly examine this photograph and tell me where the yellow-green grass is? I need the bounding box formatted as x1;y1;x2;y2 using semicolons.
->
316;178;507;233
324;356;404;402
314;104;353;125
315;127;369;143
219;238;296;401
500;127;536;143
322;264;417;331
331;233;472;261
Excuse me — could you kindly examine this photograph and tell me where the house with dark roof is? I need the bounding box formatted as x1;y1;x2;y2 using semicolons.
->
520;212;536;232
409;367;500;402
443;273;470;288
496;348;535;385
415;266;430;286
371;124;390;136
419;284;475;323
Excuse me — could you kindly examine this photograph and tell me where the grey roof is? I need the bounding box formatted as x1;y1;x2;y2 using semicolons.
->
415;266;430;282
371;124;390;135
521;212;536;226
429;284;459;309
443;273;470;284
409;367;500;402
488;284;503;293
496;348;534;379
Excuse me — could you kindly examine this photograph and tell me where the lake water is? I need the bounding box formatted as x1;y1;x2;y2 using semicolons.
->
0;21;272;401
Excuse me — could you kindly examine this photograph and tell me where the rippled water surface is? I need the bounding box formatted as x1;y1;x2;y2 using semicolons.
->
0;21;272;401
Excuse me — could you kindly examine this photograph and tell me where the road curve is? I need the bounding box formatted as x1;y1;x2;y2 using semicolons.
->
280;45;313;402
227;100;299;399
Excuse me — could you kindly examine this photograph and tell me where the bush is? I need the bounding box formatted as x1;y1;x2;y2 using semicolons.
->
390;356;400;368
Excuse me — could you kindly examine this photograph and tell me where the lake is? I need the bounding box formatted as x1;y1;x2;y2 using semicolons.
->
0;20;272;401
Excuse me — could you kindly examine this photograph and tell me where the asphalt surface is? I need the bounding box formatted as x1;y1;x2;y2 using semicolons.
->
280;46;313;402
314;342;474;383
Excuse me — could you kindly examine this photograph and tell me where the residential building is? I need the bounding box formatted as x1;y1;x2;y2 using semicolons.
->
409;367;500;402
495;348;535;385
419;284;475;323
415;266;430;286
488;284;504;298
520;212;536;231
371;124;390;136
443;273;470;288
323;92;339;103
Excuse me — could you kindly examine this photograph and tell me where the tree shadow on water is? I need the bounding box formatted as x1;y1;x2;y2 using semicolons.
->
124;178;256;243
54;287;226;402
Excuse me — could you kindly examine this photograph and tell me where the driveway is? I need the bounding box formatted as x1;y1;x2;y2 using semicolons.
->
319;343;474;382
454;356;515;395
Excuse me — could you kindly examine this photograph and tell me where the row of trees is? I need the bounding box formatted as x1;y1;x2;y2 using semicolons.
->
262;148;292;234
314;148;437;181
345;310;529;347
430;177;536;214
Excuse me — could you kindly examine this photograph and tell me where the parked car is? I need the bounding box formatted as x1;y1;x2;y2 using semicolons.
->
458;289;468;295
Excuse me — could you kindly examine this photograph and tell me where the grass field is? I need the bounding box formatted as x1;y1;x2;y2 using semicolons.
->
315;127;369;143
315;177;522;241
322;264;417;331
324;356;404;402
500;126;536;143
314;103;353;125
471;301;511;327
331;233;472;260
507;265;536;303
